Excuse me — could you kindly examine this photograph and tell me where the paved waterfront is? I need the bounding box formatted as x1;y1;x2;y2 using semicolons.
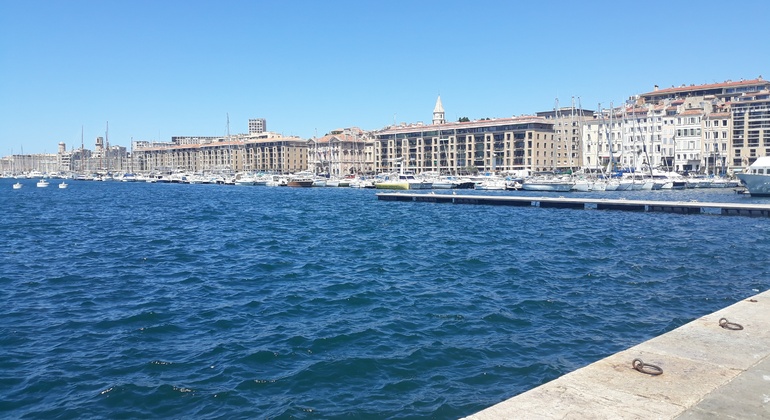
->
465;289;770;419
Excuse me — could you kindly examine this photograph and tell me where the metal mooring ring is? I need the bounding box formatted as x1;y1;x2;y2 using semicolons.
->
719;317;744;330
632;358;663;376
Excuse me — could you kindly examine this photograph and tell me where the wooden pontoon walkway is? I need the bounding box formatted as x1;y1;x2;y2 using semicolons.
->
376;192;770;217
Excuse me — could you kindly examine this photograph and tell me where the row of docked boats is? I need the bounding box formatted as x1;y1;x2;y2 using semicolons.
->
9;166;763;195
370;170;742;192
519;170;742;192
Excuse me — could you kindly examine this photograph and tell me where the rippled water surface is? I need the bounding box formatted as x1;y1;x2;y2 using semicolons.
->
1;179;768;419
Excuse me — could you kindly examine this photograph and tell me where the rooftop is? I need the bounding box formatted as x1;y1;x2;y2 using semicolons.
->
641;77;768;98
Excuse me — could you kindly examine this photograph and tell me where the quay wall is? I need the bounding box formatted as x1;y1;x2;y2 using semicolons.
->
463;289;770;419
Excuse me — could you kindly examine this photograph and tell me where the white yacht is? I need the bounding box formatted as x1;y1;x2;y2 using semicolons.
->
522;172;573;192
737;156;770;196
36;179;50;188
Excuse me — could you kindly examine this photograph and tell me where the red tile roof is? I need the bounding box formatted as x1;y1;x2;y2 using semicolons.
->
642;78;768;97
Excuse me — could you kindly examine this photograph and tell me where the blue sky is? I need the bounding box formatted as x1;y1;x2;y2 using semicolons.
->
2;0;769;155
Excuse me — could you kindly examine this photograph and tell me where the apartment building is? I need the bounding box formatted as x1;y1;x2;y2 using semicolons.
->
373;97;554;174
637;77;770;174
730;90;770;171
536;105;594;172
249;118;266;135
132;131;308;174
307;127;374;176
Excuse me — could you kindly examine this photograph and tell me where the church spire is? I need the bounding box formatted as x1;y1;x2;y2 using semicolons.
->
432;95;445;125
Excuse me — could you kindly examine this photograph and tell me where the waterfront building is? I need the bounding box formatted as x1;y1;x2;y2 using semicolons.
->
0;153;59;174
132;130;308;174
581;104;626;173
730;89;770;171
307;127;374;176
635;77;770;174
703;110;731;175
94;136;105;158
673;106;704;173
536;102;594;173
57;142;72;172
638;78;770;104
372;97;554;175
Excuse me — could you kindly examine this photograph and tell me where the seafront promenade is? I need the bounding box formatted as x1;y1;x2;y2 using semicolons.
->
464;289;770;419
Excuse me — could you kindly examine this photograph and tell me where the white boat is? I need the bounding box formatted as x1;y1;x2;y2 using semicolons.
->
349;178;375;188
603;179;620;191
522;172;573;192
430;178;456;189
374;173;409;190
737;156;770;196
36;179;49;188
58;181;68;189
571;179;593;192
13;182;22;189
474;178;507;190
374;172;432;190
234;175;256;186
265;175;287;187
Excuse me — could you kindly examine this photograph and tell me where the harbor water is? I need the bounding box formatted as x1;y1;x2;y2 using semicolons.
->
2;179;769;419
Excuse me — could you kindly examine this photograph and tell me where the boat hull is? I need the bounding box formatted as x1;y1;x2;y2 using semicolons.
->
522;182;572;192
375;182;409;190
287;180;314;187
737;173;770;196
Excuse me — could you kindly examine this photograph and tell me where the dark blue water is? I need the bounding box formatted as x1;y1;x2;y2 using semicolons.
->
2;179;768;419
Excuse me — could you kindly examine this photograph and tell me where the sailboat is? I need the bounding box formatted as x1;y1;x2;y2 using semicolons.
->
12;152;22;189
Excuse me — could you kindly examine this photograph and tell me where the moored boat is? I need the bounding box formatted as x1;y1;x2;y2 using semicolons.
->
287;173;314;187
522;172;573;192
374;173;409;190
737;156;770;196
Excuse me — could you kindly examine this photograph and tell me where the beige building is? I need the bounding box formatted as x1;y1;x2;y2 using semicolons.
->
373;97;555;175
307;127;375;176
132;131;308;174
730;90;770;171
536;104;594;172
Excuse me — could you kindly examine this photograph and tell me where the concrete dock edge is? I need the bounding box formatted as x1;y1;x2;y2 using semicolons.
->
464;289;770;419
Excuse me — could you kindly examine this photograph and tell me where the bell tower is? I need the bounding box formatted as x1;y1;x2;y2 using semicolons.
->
432;95;445;125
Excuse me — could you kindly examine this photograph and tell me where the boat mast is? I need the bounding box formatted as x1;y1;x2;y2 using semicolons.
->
80;126;84;173
106;121;110;174
553;98;559;172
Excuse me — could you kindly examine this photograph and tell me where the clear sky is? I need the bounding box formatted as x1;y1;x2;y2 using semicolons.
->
2;0;769;155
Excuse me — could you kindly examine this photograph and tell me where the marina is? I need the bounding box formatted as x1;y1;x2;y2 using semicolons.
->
2;179;769;418
377;192;770;217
